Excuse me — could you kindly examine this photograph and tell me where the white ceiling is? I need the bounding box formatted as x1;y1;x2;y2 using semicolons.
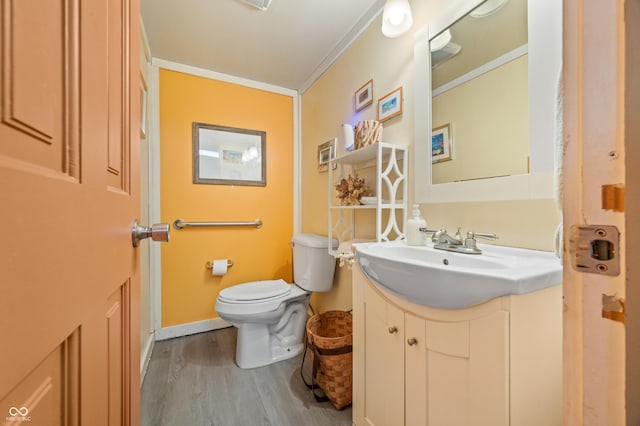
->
141;0;385;92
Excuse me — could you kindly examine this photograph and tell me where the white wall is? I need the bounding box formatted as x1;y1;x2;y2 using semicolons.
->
139;20;154;382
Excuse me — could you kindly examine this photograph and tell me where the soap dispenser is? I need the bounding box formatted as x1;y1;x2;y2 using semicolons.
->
407;204;427;246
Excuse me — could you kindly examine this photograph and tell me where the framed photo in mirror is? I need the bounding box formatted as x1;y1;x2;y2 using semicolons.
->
432;124;452;163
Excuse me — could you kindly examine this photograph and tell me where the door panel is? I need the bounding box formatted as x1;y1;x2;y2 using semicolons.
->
107;283;129;426
107;0;131;192
1;0;80;176
0;0;141;424
427;351;469;426
0;329;80;425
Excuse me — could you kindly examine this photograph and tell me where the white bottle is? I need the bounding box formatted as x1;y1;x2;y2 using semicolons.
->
406;204;427;246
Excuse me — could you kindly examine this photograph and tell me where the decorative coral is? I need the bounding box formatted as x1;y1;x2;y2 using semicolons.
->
335;174;369;206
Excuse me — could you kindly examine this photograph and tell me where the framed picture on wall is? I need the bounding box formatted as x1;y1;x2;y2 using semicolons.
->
432;123;452;163
317;138;337;172
377;87;402;122
192;122;266;186
354;79;373;112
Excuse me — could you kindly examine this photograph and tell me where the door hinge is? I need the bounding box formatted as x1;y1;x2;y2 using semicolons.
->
602;294;625;323
602;184;625;212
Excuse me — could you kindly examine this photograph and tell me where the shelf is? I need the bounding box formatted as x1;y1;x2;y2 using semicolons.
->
328;141;409;256
333;142;405;167
334;143;378;164
330;204;406;209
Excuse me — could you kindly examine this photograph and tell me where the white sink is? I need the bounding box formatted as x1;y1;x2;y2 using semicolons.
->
354;241;562;309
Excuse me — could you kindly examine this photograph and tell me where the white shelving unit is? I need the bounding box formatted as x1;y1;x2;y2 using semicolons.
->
328;142;409;256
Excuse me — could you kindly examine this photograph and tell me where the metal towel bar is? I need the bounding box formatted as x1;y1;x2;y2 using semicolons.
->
173;218;263;230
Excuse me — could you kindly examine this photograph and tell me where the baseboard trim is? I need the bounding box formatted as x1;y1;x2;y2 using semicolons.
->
155;318;232;341
140;334;155;387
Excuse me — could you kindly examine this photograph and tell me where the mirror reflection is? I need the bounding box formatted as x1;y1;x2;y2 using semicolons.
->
192;122;266;186
430;0;528;184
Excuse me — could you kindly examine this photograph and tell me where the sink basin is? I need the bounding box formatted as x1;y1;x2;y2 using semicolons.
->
354;241;562;309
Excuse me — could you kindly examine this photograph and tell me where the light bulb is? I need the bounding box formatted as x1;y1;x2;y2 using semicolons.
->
388;11;405;26
381;0;413;38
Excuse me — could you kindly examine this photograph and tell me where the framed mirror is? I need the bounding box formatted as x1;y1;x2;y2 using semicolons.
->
413;0;562;203
192;122;266;186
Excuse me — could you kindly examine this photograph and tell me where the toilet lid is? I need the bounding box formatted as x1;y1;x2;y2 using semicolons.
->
219;279;290;302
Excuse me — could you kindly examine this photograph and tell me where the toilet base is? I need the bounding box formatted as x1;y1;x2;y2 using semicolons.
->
234;297;309;369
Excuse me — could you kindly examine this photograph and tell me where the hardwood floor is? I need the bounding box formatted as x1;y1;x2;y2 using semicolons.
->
141;327;353;426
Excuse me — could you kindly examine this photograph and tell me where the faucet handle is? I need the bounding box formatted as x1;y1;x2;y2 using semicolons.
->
418;227;439;234
454;227;462;239
467;231;498;240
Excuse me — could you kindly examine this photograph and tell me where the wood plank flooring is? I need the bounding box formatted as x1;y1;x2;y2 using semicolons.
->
141;327;353;426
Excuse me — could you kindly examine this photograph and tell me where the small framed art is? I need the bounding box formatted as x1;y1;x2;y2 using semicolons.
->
377;87;402;122
355;79;373;112
431;124;452;163
317;138;337;172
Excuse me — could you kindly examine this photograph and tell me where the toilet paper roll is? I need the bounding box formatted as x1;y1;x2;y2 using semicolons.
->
211;259;228;276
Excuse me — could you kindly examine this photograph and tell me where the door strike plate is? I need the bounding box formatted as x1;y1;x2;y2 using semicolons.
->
569;225;620;276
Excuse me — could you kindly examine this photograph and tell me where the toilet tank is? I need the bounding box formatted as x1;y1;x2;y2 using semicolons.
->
292;234;338;292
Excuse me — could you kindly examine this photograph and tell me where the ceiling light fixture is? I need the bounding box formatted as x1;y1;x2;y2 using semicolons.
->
470;0;508;18
239;0;272;11
430;29;452;52
381;0;413;38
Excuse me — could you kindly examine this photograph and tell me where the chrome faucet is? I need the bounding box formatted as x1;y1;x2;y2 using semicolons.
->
433;227;463;245
419;227;498;254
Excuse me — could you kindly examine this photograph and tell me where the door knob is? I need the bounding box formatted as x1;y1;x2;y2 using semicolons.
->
132;219;170;247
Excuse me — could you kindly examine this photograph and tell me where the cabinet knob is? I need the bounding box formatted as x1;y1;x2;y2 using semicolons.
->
407;337;418;346
388;326;398;334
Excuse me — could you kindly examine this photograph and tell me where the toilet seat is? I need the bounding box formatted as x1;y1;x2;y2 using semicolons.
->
215;279;308;316
218;279;290;303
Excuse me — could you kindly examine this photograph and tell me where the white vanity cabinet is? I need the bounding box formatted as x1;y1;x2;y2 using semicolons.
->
352;265;562;426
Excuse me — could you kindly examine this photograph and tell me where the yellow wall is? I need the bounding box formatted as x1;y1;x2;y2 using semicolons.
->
301;1;561;313
159;69;293;327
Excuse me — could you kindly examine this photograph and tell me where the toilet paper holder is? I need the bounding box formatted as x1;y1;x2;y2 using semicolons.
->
205;260;234;270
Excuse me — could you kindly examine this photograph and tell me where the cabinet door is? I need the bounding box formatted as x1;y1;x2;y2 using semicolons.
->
418;312;509;426
362;283;405;426
468;311;509;426
405;313;427;426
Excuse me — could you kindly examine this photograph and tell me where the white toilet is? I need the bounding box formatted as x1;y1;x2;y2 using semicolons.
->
215;234;338;369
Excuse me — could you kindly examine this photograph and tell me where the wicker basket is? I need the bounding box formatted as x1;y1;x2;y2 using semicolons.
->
305;310;353;410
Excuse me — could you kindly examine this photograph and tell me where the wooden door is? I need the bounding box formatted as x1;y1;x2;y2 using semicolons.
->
0;0;141;424
563;1;631;424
